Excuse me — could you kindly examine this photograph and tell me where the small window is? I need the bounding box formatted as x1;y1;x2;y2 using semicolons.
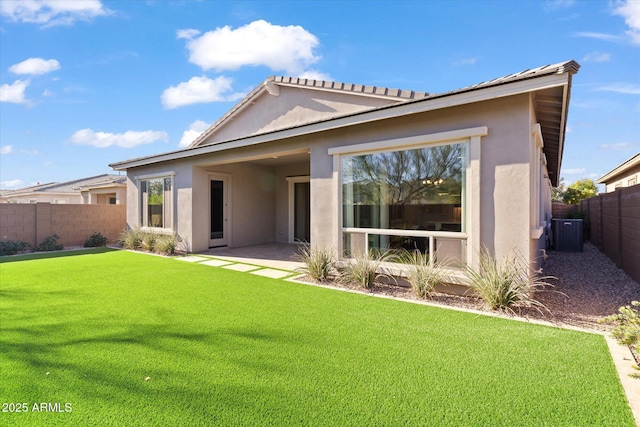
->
109;197;117;205
628;177;637;186
139;176;173;229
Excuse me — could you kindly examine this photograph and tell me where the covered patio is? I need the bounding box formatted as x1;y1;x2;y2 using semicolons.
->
200;243;304;271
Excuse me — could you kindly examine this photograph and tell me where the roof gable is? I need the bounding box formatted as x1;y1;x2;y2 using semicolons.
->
189;76;428;148
112;60;579;187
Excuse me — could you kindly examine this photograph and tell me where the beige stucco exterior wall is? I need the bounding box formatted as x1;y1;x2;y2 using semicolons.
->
206;86;399;145
304;94;535;264
124;92;548;267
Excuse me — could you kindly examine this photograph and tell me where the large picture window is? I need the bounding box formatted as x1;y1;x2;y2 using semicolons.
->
140;176;173;229
342;143;465;256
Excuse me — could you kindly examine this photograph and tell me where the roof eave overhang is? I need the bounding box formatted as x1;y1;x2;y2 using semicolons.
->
111;72;572;171
597;153;640;184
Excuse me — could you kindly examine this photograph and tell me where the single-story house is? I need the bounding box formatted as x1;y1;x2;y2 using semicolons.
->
0;174;126;205
110;60;579;270
597;153;640;192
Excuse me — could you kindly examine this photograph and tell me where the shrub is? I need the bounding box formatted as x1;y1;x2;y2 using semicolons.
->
295;244;336;281
84;232;108;248
464;249;551;313
600;301;640;377
339;249;397;289
121;228;143;250
155;234;179;255
35;234;64;252
399;250;450;299
142;232;158;252
0;240;30;256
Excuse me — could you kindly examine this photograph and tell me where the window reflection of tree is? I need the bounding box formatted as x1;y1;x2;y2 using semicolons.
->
350;145;463;207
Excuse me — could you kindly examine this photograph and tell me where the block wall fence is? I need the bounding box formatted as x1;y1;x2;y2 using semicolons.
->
0;203;126;248
580;185;640;284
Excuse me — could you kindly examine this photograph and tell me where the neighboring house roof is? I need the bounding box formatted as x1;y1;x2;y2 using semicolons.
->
597;152;640;184
1;174;125;198
111;60;579;186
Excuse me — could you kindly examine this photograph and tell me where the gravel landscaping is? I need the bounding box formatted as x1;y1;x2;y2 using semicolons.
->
300;242;640;332
538;241;640;330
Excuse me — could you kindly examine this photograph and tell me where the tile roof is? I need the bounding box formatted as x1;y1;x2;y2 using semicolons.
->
1;174;125;196
188;77;429;148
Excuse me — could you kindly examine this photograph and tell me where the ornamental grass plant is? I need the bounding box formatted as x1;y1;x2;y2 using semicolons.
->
399;250;451;299
464;249;552;313
295;244;336;281
339;249;397;289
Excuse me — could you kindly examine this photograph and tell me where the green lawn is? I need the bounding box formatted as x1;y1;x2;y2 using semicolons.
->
0;249;634;426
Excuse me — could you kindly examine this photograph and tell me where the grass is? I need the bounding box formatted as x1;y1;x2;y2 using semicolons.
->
0;249;635;426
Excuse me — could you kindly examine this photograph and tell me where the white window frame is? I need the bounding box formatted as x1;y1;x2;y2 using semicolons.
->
329;126;486;268
135;171;175;232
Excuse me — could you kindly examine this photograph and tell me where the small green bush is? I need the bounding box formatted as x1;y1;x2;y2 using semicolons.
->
295;245;336;281
339;249;397;289
84;232;108;248
600;301;640;377
399;250;450;299
35;234;63;252
464;249;551;313
0;240;30;256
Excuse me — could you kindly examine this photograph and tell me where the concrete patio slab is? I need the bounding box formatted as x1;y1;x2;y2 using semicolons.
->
176;256;209;263
200;259;232;267
201;243;304;271
251;268;292;279
222;263;261;272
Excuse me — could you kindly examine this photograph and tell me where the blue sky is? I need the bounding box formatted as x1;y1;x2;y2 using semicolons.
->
1;0;638;190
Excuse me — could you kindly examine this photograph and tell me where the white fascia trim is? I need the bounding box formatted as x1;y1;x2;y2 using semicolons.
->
134;171;175;181
328;126;488;156
111;73;568;171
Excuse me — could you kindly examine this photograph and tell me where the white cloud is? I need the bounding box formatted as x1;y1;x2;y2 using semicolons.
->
9;58;60;75
596;82;640;94
614;0;640;45
177;28;200;40
0;0;110;27
0;145;12;155
564;167;586;175
161;75;241;109
179;20;321;76
573;31;620;42
20;148;39;155
581;52;610;62
0;79;29;103
298;69;332;81
453;58;478;66
179;120;210;147
69;129;169;148
543;0;575;11
599;142;639;151
0;179;23;190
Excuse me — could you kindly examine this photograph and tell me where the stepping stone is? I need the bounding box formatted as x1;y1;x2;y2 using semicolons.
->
251;269;291;279
176;256;209;263
223;263;260;272
200;259;232;267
